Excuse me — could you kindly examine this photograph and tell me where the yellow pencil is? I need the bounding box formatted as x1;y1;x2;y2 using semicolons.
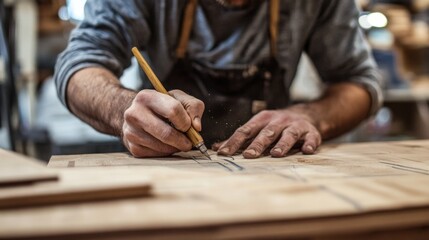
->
131;47;211;160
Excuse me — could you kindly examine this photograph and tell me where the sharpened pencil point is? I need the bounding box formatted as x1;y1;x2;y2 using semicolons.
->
204;151;212;160
195;142;211;160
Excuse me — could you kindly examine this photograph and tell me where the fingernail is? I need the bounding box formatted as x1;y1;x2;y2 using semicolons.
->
193;117;201;130
306;145;314;152
244;149;257;156
272;148;282;154
193;116;200;123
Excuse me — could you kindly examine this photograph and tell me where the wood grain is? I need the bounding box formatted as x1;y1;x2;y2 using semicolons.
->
0;149;58;186
1;140;429;239
0;167;152;209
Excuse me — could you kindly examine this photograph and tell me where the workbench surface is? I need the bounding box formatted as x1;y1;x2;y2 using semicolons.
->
1;140;429;239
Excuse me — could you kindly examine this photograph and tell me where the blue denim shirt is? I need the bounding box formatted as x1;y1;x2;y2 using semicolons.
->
54;0;383;114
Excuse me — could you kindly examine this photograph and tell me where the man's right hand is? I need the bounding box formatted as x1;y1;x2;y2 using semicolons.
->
122;89;205;157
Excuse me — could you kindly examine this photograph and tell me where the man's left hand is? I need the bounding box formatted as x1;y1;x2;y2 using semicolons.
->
214;109;322;158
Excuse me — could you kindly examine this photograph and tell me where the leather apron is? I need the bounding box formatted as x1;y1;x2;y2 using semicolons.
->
163;0;289;145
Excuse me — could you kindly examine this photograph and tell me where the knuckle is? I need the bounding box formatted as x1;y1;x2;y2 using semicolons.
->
233;126;251;139
287;128;300;140
261;128;276;140
308;132;322;145
135;89;153;102
236;124;253;137
306;127;320;137
312;128;322;139
255;110;273;121
123;109;137;122
259;110;272;116
169;89;181;96
315;132;322;140
167;102;183;118
176;123;190;132
171;115;191;133
291;121;306;129
194;99;205;112
158;128;174;143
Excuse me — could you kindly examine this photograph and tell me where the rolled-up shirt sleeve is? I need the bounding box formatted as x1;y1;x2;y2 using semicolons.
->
53;0;151;108
305;0;383;116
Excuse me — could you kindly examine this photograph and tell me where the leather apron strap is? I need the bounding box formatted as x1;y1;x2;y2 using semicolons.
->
269;0;279;58
175;0;280;59
175;0;199;59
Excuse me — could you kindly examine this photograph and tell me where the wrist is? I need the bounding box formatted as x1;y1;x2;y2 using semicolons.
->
287;103;331;137
112;89;137;137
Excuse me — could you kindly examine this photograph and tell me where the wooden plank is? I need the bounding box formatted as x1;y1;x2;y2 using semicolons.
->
0;149;58;186
48;140;429;181
0;149;151;209
1;206;429;239
1;171;429;239
0;167;152;209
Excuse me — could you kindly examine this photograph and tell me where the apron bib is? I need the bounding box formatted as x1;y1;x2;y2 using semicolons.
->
163;0;289;145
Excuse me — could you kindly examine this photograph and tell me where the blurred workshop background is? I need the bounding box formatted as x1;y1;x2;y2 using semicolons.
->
0;0;428;162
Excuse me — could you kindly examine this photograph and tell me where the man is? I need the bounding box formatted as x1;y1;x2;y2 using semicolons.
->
54;0;383;159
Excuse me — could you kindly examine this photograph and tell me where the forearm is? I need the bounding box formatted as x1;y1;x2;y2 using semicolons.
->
289;82;371;140
66;67;137;137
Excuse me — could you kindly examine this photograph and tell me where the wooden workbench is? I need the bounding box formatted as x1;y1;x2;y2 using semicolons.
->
1;140;429;239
